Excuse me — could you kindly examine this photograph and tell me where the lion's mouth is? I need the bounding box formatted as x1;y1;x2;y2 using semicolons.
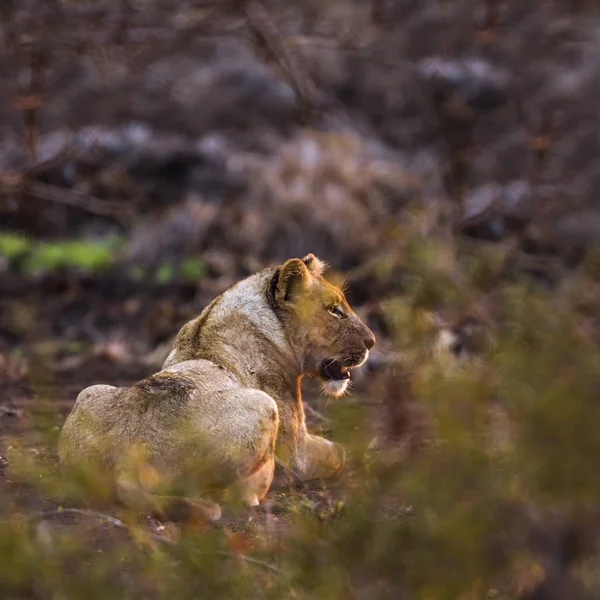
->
319;359;352;381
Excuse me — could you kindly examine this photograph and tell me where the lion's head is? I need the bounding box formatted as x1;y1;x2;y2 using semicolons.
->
273;254;375;396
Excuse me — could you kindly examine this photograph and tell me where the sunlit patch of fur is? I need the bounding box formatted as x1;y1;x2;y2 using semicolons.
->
320;378;349;397
302;254;328;276
338;272;351;295
325;271;351;295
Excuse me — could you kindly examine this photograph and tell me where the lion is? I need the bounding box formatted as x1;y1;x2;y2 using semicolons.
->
58;254;375;522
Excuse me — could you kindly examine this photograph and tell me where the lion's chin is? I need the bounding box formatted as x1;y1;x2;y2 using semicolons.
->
321;378;349;397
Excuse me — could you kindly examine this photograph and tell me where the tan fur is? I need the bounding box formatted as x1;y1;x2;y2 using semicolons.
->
59;254;375;521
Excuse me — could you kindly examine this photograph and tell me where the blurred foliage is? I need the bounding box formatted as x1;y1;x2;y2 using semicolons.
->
4;233;600;599
0;233;206;282
25;237;122;275
151;257;207;283
0;232;123;275
0;233;30;259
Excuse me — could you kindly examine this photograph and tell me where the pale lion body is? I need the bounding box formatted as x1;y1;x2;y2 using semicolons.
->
59;255;375;521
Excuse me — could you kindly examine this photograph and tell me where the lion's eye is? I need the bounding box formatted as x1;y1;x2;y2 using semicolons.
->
328;305;345;319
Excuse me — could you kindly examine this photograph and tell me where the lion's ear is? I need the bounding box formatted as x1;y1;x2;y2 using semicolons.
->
301;253;327;276
276;258;311;304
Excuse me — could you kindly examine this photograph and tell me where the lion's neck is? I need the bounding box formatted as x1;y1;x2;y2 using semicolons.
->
176;269;304;400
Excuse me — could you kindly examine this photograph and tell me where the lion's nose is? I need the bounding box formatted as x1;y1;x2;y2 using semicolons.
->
363;333;375;351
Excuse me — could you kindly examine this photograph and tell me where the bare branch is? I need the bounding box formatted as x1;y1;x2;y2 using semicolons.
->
27;181;134;223
29;508;282;573
243;0;319;123
30;508;128;529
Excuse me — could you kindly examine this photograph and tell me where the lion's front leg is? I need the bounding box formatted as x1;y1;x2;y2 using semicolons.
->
295;433;346;482
273;400;346;483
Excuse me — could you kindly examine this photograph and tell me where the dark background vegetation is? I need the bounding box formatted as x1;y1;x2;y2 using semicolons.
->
3;1;600;598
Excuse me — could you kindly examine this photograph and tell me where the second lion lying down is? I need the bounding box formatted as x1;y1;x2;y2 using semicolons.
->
59;254;375;521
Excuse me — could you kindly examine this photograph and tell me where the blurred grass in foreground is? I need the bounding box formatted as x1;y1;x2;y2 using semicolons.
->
3;235;600;600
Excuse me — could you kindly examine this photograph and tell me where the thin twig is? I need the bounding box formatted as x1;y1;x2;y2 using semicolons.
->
243;0;318;123
29;508;282;573
30;508;175;544
30;508;128;529
212;550;282;574
27;181;133;223
0;406;22;417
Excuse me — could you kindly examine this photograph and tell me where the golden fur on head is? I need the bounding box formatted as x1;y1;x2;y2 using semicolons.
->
59;255;374;521
301;253;327;277
274;256;374;396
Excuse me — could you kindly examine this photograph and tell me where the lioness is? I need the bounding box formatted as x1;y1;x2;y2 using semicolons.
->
59;254;375;521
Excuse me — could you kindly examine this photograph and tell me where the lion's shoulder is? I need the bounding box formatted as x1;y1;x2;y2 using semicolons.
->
162;269;278;369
